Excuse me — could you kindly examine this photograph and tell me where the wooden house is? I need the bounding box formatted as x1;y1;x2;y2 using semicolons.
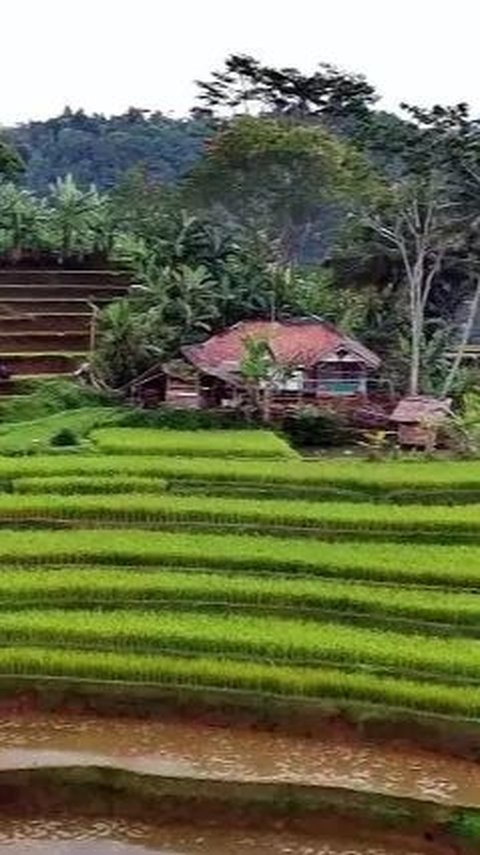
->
127;318;382;412
182;318;381;410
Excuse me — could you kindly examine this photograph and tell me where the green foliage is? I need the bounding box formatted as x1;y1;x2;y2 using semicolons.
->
283;267;369;333
92;299;153;388
445;390;480;455
240;337;274;384
49;427;79;447
450;810;480;841
0;408;120;455
48;174;111;261
0;175;113;265
117;406;251;430
0;182;49;258
282;407;351;448
0;379;110;423
0;139;23;180
1;645;480;717
187;116;377;261
8;109;211;194
196;54;377;120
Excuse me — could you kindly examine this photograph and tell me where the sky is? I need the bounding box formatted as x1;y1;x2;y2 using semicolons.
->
2;0;480;125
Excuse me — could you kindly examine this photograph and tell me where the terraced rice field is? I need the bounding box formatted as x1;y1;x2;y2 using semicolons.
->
1;428;480;724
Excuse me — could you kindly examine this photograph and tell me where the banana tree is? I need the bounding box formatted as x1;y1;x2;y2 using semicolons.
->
48;174;108;262
0;182;50;262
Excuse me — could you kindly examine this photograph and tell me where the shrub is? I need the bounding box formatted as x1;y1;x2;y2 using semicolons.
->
281;407;352;448
50;428;79;447
0;408;122;455
118;406;253;431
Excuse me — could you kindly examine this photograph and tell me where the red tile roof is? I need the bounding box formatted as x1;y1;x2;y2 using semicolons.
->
183;319;380;373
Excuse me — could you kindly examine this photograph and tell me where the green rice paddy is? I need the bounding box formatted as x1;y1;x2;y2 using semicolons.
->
0;426;479;722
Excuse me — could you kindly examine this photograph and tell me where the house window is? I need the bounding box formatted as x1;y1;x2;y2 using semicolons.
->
316;360;367;395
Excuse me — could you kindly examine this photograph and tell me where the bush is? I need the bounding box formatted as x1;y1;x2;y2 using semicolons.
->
0;408;121;455
117;406;254;431
282;406;352;447
50;428;79;447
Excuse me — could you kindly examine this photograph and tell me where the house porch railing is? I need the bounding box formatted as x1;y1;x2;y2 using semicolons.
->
274;377;367;396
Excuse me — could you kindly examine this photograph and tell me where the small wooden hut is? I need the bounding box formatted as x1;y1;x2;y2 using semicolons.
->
391;396;452;449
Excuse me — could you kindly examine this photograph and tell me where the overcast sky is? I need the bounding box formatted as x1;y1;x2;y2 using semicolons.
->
2;0;480;125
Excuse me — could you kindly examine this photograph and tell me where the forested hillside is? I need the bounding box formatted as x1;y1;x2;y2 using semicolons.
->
5;109;212;193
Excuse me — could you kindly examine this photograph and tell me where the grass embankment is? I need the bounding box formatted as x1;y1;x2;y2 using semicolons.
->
91;428;297;459
0;409;121;454
2;646;480;717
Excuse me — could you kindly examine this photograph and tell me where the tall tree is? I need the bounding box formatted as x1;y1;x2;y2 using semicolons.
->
186;116;376;262
362;174;461;396
397;102;480;395
196;54;377;121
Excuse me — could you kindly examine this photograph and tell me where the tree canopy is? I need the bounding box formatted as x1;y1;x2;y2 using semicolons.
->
0;139;23;180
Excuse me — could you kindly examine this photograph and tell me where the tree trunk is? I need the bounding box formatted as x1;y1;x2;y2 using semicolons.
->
261;384;272;423
409;268;423;396
442;275;480;397
409;323;421;395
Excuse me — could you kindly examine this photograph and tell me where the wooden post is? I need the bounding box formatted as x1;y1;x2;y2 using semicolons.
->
88;301;99;360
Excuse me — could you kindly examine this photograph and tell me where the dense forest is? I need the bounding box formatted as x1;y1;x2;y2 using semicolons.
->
2;54;480;402
6;109;212;194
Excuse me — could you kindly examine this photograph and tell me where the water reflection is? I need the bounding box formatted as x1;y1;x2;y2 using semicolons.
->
0;713;477;806
0;816;435;854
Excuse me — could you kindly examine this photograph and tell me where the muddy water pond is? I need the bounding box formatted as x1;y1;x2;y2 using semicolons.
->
0;712;479;807
0;816;439;854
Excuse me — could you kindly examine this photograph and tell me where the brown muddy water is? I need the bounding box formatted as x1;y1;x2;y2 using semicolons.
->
0;816;438;854
0;712;479;807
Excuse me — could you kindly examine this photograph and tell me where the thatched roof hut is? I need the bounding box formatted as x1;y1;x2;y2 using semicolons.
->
391;396;452;448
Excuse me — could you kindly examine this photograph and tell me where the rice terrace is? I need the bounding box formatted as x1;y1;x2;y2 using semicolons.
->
0;422;475;852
